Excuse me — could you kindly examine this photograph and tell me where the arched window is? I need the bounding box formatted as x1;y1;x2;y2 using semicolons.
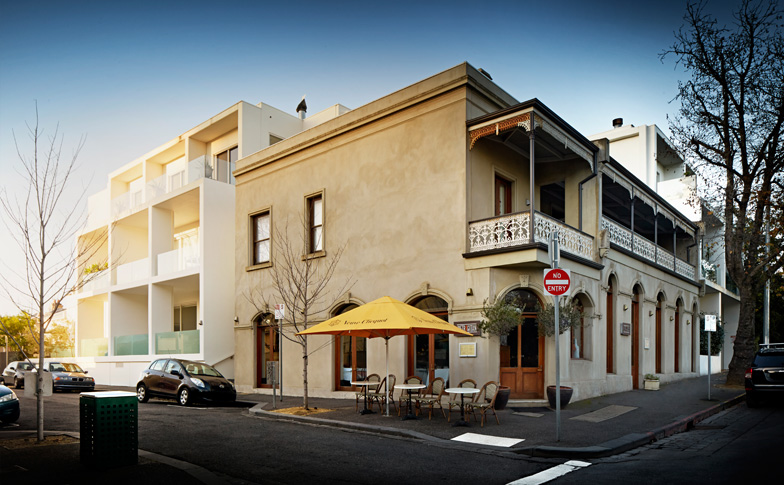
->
407;295;449;386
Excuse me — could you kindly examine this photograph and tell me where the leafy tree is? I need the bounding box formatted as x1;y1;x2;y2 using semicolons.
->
0;314;38;360
662;0;784;385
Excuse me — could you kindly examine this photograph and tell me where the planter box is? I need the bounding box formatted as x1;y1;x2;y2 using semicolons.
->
643;379;660;391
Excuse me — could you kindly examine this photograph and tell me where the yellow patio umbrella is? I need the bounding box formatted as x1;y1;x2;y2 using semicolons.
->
297;296;472;415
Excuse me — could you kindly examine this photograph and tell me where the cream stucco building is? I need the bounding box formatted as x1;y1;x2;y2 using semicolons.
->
233;63;702;403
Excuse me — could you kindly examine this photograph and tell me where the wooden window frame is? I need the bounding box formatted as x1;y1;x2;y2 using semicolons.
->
247;208;272;271
305;191;325;257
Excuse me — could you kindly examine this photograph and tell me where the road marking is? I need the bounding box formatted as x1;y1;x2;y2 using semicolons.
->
512;411;544;418
570;405;637;423
507;460;591;485
451;433;524;447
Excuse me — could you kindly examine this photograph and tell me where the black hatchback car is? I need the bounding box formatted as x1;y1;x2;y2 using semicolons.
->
745;343;784;407
137;358;235;406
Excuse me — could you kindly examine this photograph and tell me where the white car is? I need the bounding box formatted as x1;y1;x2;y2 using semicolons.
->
2;361;35;389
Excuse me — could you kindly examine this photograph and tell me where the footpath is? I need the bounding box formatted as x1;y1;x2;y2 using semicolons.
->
0;372;744;484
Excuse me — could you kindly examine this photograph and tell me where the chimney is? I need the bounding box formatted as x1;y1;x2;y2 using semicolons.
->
612;118;623;128
296;96;307;120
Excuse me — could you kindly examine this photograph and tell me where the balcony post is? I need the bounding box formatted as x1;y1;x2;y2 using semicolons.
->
673;230;677;272
630;188;635;251
654;205;658;264
529;124;536;243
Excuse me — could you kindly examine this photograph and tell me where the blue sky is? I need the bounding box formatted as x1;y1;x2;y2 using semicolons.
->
0;0;738;314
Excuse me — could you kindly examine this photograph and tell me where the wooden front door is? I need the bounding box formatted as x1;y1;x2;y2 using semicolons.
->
495;175;513;216
256;318;279;389
500;316;544;399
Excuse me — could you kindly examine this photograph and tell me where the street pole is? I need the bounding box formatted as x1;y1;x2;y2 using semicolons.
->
763;204;770;345
707;328;711;401
549;230;561;442
279;316;283;401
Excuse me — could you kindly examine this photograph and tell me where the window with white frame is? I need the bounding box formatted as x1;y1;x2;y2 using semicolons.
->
251;210;271;265
307;193;323;254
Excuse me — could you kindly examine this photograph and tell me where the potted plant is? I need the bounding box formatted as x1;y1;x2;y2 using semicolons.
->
479;297;527;410
644;373;660;391
537;299;584;408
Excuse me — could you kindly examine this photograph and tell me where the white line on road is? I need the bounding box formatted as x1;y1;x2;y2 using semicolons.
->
507;460;591;485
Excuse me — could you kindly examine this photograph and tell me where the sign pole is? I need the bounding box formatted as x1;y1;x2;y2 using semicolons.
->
704;314;717;401
549;230;562;442
275;304;286;402
707;329;711;401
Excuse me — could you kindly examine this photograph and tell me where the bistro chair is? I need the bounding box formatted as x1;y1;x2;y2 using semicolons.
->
355;373;381;412
446;378;477;422
369;374;397;413
467;381;500;427
413;377;446;420
397;375;423;416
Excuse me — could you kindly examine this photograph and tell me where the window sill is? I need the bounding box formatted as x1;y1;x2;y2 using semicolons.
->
302;250;326;261
246;261;272;272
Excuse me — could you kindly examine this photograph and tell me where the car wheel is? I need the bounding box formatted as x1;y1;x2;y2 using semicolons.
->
178;387;192;406
1;410;20;424
137;384;149;403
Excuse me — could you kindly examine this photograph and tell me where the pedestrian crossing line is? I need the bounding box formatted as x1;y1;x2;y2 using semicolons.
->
570;405;637;423
507;460;591;485
451;433;524;447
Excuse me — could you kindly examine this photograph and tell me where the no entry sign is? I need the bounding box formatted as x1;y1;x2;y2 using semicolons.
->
543;269;571;296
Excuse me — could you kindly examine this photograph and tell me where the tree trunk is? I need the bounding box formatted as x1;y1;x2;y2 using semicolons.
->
37;302;45;442
726;286;757;386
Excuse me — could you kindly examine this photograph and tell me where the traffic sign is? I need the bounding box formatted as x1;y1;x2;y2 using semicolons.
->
275;304;285;320
543;269;571;296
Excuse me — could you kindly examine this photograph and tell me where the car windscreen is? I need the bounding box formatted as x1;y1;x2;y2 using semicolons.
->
58;363;84;373
754;354;784;367
19;362;33;370
184;363;222;377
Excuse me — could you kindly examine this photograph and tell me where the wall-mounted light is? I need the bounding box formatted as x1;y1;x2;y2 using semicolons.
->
466;288;474;296
233;316;239;325
198;320;203;326
687;320;691;325
670;316;674;321
649;310;654;317
623;304;628;311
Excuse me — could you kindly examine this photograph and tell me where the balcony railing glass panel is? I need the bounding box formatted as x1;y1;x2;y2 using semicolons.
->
157;246;200;275
116;258;149;285
80;337;108;357
155;329;200;354
114;334;149;356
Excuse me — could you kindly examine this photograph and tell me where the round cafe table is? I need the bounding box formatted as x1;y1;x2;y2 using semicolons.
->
445;387;480;427
351;381;378;415
396;383;426;420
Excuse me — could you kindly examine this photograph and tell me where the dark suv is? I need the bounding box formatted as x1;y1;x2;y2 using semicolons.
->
137;358;236;406
745;343;784;407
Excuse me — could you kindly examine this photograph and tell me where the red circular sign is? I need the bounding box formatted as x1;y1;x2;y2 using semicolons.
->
544;269;571;296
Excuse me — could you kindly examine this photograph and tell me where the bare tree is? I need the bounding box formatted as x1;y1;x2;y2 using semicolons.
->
662;0;784;385
245;217;351;410
0;106;108;441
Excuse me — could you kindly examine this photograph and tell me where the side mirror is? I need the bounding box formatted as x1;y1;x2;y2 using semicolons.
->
171;370;182;378
84;370;88;374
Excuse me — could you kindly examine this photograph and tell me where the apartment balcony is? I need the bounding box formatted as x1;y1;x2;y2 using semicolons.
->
114;333;149;356
79;269;109;294
116;258;150;286
155;329;200;354
157;246;200;276
467;210;594;261
601;217;696;280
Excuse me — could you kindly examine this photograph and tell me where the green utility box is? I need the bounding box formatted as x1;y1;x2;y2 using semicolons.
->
80;391;138;468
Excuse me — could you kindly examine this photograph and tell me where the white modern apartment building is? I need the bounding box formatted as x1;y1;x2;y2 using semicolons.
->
73;100;348;385
590;121;741;374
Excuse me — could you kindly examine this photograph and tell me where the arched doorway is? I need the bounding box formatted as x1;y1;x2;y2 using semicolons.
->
632;285;642;389
333;304;367;391
255;313;278;388
406;296;450;386
499;289;543;399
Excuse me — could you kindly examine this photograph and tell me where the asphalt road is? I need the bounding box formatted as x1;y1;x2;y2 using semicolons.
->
5;389;565;484
538;399;784;484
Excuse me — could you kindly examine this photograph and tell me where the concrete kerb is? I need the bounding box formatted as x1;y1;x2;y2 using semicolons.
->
523;393;746;459
250;393;746;460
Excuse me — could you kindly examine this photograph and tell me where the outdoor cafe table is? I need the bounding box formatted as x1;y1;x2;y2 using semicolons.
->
351;381;378;415
396;383;426;421
445;387;480;427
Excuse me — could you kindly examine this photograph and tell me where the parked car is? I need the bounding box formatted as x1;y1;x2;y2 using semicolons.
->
745;343;784;407
137;358;236;406
45;361;95;392
2;361;35;389
0;384;20;424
